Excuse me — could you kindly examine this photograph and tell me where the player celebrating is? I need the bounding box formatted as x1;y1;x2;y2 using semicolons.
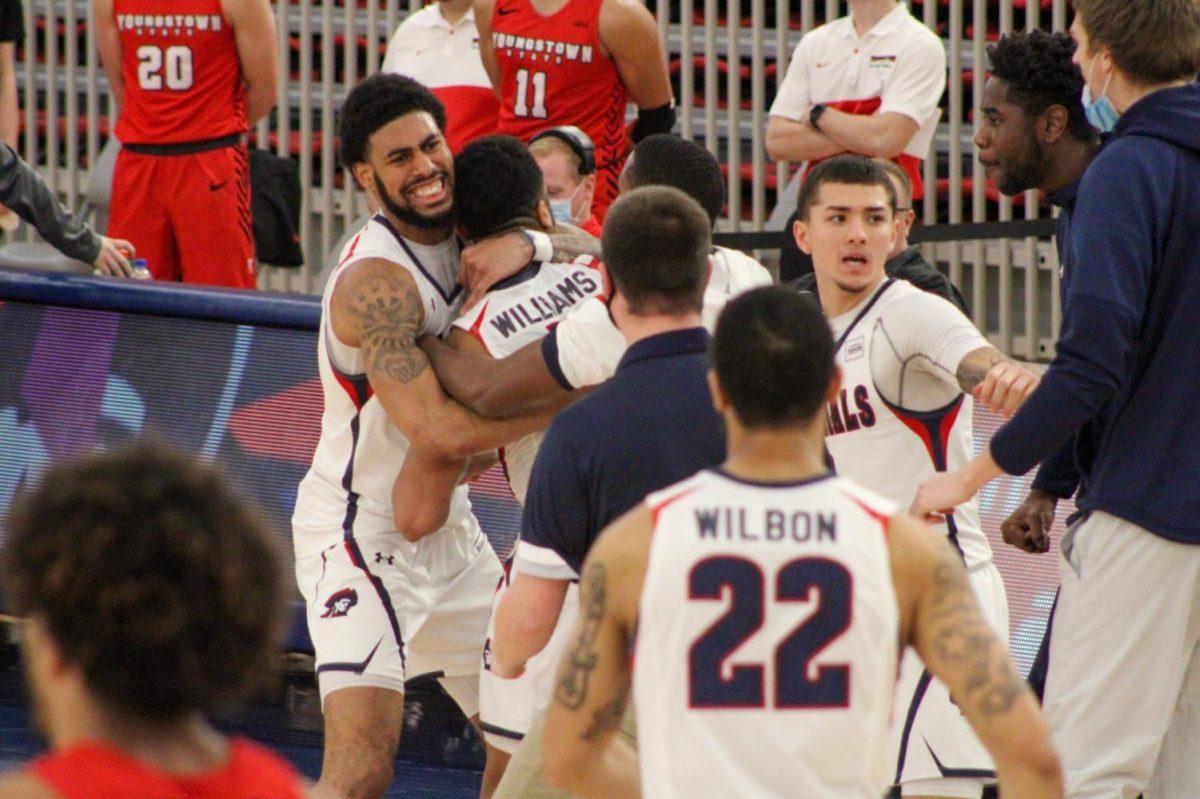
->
390;135;603;789
421;134;771;417
791;156;1040;799
541;286;1062;799
96;0;276;287
475;0;675;221
292;75;551;799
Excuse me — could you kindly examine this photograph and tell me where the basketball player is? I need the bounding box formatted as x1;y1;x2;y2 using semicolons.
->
0;442;311;798
292;75;555;799
96;0;276;287
388;136;602;792
541;286;1062;799
420;134;771;418
791;155;1040;799
475;0;675;221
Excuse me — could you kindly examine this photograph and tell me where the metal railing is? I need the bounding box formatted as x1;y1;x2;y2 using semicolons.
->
19;0;1070;359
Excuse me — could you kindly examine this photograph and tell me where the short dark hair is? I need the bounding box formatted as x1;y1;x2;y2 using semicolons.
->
454;135;545;239
988;30;1096;144
874;159;913;207
623;134;726;226
601;186;710;316
339;73;447;167
713;286;835;428
4;442;285;722
797;155;896;221
1073;0;1200;85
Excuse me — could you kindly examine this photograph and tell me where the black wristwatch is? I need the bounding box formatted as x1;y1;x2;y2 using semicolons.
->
810;103;828;130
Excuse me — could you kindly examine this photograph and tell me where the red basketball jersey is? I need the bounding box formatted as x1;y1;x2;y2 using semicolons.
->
32;738;307;798
113;0;247;145
491;0;629;220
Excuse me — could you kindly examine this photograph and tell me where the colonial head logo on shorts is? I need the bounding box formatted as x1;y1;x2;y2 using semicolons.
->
321;588;359;618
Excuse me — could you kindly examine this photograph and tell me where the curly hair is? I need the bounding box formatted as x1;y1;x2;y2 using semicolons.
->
623;135;726;227
339;73;447;167
3;441;285;722
454;135;545;239
987;30;1096;144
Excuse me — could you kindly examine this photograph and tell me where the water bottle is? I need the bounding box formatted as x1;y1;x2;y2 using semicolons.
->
131;258;151;280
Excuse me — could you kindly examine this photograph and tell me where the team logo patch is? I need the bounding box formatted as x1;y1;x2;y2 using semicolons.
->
846;335;865;361
321;588;359;618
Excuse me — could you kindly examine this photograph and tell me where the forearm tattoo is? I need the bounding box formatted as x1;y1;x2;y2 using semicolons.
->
926;540;1024;717
555;562;608;711
956;348;1007;393
550;232;602;262
346;266;429;383
582;675;630;741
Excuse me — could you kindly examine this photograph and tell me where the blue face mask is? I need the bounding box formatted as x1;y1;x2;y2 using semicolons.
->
548;183;586;225
1082;64;1120;133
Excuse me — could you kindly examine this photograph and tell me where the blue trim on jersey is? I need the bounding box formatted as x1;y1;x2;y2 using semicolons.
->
372;213;464;305
340;413;363;540
540;328;575;391
316;638;382;674
710;468;835;489
834;277;897;352
490;260;545;292
344;537;407;668
893;668;934;785
928;746;997;780
479;721;525;741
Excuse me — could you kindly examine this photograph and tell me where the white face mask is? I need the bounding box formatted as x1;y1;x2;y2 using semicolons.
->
548;182;586;225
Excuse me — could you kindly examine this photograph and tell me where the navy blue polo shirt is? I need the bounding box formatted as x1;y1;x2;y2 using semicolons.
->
515;327;725;579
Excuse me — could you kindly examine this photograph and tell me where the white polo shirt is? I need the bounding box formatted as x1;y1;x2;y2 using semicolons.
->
382;5;499;152
769;3;946;161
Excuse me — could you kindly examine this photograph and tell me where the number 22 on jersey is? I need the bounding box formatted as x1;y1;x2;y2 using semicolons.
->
688;555;852;709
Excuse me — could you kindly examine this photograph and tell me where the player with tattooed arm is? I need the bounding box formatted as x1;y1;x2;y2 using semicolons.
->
291;75;580;799
542;286;1063;799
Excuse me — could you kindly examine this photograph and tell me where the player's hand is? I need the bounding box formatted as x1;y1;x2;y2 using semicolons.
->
1000;488;1056;553
459;230;533;310
974;360;1040;417
910;469;974;523
92;237;137;278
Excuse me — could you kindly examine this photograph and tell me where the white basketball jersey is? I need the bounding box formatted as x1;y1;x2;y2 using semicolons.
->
551;245;773;389
450;256;604;501
292;215;472;559
635;470;900;799
826;278;992;569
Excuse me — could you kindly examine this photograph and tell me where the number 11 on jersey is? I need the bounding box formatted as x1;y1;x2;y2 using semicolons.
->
514;68;548;118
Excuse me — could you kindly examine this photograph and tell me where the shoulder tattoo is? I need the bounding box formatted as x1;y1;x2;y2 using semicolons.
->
344;265;429;384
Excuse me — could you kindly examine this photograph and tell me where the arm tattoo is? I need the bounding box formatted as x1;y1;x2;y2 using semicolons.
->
346;266;430;383
582;674;630;741
550;232;602;262
925;541;1024;717
956;348;1006;393
554;562;607;710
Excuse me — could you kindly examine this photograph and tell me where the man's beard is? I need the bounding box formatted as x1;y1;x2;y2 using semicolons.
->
996;137;1048;196
374;173;455;231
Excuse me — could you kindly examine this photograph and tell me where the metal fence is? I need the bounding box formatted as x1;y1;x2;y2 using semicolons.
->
19;0;1070;359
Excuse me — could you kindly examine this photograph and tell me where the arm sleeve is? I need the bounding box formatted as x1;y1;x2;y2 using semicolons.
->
767;36;813;121
515;419;589;580
881;291;989;387
0;145;102;264
877;29;946;127
1030;436;1081;499
989;146;1151;476
541;298;626;390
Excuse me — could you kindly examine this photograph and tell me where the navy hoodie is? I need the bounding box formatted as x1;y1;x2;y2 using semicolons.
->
990;83;1200;544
